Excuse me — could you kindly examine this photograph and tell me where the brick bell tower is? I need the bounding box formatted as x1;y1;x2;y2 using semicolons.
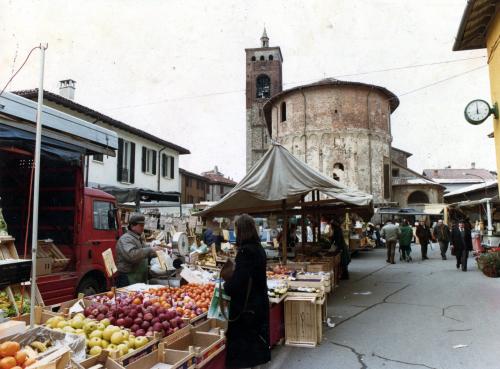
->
245;28;283;172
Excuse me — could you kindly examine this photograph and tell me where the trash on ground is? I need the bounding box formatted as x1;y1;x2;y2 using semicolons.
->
353;291;372;295
453;344;468;349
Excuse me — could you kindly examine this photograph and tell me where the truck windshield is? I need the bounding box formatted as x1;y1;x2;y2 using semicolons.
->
93;201;116;230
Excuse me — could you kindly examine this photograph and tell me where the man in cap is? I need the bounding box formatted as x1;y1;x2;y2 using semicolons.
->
116;213;162;287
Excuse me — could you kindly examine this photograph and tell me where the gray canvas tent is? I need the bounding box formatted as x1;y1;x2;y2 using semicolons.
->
197;143;372;217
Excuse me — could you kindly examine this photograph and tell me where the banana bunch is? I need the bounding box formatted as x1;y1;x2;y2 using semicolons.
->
28;340;52;353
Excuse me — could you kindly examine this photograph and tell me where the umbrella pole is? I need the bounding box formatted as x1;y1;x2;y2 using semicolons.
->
282;200;287;265
300;195;306;254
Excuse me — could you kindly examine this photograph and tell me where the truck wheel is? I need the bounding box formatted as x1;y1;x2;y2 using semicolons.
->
77;277;101;296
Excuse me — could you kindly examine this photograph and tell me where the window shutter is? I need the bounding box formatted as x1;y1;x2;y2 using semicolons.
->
141;147;147;173
130;142;136;183
162;154;166;177
117;138;124;181
170;156;175;179
152;150;157;175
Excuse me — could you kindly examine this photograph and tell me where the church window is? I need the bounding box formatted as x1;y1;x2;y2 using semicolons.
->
260;55;265;61
333;163;344;171
280;101;286;122
333;173;340;181
269;54;274;61
251;56;256;61
392;168;400;177
256;75;271;98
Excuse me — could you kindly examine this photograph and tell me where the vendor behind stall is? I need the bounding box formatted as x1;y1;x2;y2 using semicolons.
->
116;214;162;287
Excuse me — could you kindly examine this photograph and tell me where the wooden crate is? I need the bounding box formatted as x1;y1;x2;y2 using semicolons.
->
37;240;69;272
284;293;324;348
0;237;19;259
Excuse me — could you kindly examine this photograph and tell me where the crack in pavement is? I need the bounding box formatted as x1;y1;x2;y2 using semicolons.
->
354;264;390;282
330;341;367;369
442;305;465;323
447;328;472;332
335;284;411;327
372;352;439;369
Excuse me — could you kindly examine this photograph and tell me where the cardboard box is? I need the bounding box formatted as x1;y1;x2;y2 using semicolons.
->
26;347;71;369
191;319;227;336
0;320;26;340
77;351;122;369
36;257;53;276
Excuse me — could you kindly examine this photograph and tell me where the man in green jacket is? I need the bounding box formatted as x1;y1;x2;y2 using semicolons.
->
399;220;413;262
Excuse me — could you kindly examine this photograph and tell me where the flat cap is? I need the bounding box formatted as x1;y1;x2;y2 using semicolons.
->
129;213;145;225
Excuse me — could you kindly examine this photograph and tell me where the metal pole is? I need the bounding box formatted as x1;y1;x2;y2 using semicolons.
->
486;199;493;236
30;43;47;327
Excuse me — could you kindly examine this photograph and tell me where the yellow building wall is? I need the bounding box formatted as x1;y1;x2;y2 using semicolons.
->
488;11;500;192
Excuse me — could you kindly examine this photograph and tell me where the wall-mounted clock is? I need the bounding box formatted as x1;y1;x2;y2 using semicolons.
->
464;99;498;125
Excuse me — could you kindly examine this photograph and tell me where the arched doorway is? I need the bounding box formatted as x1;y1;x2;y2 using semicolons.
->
408;191;429;204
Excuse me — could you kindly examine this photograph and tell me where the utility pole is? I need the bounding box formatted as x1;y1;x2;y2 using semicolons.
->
30;43;48;327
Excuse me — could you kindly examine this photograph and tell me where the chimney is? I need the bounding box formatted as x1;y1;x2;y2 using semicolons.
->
59;79;76;100
471;162;476;169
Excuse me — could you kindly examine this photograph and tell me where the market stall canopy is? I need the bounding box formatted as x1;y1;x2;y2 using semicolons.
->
197;143;373;217
0;91;117;156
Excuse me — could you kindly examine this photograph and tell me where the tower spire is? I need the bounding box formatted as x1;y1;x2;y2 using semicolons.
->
261;27;269;48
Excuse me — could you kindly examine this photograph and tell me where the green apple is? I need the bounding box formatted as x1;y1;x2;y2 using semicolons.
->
107;344;118;351
71;319;84;329
63;326;75;333
134;336;148;349
102;327;118;341
74;313;85;320
57;320;69;329
128;337;136;348
96;323;106;331
128;348;135;354
101;318;111;327
88;337;102;348
100;340;109;349
89;346;102;356
117;344;128;356
110;331;126;345
89;330;103;339
84;321;98;334
121;330;129;340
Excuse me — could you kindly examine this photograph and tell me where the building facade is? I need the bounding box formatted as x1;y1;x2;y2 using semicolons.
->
262;78;399;204
14;84;190;205
245;29;283;171
202;166;237;201
453;0;499;193
180;169;210;204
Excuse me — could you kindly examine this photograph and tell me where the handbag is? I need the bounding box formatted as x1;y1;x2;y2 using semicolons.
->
207;262;253;322
450;244;456;256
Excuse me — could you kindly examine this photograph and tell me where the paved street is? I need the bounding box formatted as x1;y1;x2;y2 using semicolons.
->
268;245;500;369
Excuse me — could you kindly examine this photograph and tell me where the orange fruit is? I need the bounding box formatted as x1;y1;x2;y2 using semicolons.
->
14;352;26;366
0;342;20;358
22;358;36;368
0;356;17;369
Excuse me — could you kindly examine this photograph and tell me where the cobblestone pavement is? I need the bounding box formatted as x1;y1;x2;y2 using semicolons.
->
266;244;500;369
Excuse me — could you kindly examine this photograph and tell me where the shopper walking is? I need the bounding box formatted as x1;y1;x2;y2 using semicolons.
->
399;220;413;262
433;219;451;260
450;220;473;272
221;214;270;369
381;220;401;264
416;221;432;260
115;214;162;287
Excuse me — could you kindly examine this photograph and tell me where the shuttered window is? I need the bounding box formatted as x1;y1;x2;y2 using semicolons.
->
161;154;175;179
117;138;135;183
141;147;157;175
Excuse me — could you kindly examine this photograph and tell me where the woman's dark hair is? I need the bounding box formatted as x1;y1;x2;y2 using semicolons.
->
235;213;260;246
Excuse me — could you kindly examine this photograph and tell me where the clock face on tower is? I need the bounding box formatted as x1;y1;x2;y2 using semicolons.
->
464;99;491;125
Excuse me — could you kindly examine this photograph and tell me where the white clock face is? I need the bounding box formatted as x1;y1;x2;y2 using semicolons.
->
465;100;490;122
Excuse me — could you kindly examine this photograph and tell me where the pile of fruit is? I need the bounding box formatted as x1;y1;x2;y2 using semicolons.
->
45;314;148;357
0;341;36;369
0;291;30;317
82;284;214;339
266;265;291;280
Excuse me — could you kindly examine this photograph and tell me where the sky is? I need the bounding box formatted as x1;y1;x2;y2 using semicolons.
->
0;0;495;182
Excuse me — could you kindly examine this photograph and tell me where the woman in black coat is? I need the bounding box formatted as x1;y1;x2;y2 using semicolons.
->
222;214;270;369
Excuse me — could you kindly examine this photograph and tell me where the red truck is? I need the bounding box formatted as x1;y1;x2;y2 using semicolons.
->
0;149;122;305
0;91;121;306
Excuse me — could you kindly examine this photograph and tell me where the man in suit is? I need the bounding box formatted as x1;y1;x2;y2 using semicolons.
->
450;220;473;271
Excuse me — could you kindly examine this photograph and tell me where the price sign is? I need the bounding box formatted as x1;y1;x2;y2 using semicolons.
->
102;248;117;277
